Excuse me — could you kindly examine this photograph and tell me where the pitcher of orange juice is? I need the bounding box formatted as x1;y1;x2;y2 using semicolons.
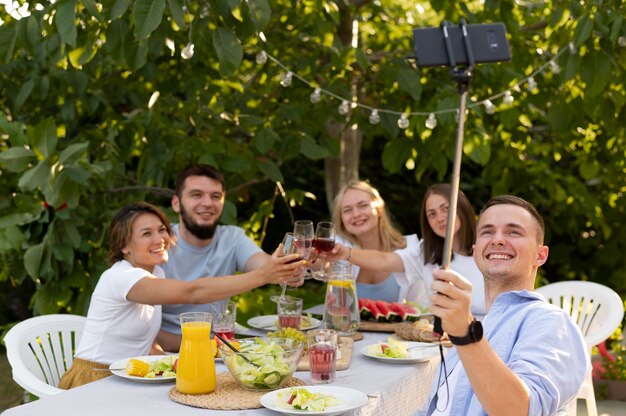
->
176;312;216;394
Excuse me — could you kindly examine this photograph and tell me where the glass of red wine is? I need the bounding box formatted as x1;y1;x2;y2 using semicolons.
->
313;221;336;280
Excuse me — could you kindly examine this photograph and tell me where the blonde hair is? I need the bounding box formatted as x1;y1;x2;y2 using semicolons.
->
331;180;406;252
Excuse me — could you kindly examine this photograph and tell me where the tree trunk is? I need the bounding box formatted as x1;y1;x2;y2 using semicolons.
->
324;121;362;213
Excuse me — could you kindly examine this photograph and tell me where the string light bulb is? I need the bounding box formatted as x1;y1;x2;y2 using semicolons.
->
280;71;293;87
484;100;496;114
369;109;380;125
397;114;409;129
255;50;268;65
527;76;537;91
549;60;561;74
181;43;194;59
568;42;577;55
425;113;437;129
310;88;321;103
503;91;514;105
338;100;350;115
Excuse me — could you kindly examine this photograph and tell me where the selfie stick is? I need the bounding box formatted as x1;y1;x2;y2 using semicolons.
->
433;20;475;336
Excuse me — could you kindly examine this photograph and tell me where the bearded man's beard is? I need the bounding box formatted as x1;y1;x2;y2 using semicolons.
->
180;204;220;240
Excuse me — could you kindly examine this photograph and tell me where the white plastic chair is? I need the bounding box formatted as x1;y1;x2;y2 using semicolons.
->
536;281;624;416
3;314;86;398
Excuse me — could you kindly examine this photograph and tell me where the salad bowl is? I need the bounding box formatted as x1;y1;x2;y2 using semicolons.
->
219;337;304;391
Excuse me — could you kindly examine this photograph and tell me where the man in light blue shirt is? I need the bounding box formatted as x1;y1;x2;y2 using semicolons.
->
425;195;588;415
157;165;303;352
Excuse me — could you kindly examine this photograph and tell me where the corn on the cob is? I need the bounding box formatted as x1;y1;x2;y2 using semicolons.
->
125;358;150;377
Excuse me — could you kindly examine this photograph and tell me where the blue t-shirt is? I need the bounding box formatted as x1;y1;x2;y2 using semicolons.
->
160;224;262;334
356;275;401;303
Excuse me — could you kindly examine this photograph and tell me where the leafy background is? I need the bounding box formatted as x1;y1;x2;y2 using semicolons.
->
0;0;624;331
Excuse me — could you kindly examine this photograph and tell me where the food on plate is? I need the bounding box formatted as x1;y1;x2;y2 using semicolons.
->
125;356;177;378
212;338;240;358
358;298;420;323
267;327;308;350
220;337;303;390
367;337;409;359
394;319;442;343
125;358;150;376
276;387;341;411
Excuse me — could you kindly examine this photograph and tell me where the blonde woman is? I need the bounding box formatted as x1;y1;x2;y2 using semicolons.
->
331;180;426;304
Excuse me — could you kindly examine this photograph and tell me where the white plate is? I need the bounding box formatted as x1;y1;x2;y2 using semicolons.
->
360;342;439;363
109;355;177;383
260;386;368;416
247;315;321;331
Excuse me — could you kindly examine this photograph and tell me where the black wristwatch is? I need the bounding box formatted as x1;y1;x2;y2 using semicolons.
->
448;319;483;346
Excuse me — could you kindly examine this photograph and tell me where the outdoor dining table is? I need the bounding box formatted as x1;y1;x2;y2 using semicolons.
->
2;331;439;416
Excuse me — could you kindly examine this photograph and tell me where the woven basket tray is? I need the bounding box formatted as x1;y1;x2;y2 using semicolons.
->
169;372;305;410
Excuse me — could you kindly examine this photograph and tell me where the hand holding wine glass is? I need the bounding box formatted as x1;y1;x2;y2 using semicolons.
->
273;232;305;301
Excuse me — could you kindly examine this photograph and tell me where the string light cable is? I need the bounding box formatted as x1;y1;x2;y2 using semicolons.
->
255;42;573;129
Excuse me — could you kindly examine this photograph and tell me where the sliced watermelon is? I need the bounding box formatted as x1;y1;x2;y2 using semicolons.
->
390;302;420;322
375;300;401;322
358;298;373;320
363;299;385;322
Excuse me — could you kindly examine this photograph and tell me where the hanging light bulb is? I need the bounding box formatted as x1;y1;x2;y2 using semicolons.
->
484;100;496;115
397;114;409;129
280;71;293;87
527;76;537;91
425;113;437;129
338;100;350;115
503;91;514;105
568;42;577;55
181;43;195;59
549;60;561;74
310;88;321;103
369;109;380;125
255;50;268;64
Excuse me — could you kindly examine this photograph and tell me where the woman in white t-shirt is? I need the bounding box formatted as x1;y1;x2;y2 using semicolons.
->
59;202;303;389
328;184;486;317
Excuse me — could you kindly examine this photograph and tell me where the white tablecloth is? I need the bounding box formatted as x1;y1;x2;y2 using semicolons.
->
2;332;438;416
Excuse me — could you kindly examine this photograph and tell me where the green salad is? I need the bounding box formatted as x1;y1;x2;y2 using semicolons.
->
276;387;341;411
225;338;298;389
367;337;409;359
144;356;176;378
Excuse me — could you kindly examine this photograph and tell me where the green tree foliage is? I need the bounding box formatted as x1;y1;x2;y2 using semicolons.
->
0;0;624;318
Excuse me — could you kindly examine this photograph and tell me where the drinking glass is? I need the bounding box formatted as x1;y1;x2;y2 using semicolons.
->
307;329;338;384
293;220;314;278
271;232;305;302
313;221;336;279
212;300;237;340
276;296;303;330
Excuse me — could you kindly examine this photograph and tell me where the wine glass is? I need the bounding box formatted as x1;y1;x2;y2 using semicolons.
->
272;232;305;302
313;221;335;279
293;220;314;278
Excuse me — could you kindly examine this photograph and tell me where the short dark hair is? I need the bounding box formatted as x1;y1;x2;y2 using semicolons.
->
175;164;225;198
420;183;476;265
108;202;172;264
480;195;545;242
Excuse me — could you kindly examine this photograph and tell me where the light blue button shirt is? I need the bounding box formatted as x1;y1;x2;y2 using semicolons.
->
422;290;589;416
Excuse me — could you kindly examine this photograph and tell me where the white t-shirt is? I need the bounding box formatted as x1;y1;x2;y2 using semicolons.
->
75;260;164;364
396;235;487;318
337;235;428;304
